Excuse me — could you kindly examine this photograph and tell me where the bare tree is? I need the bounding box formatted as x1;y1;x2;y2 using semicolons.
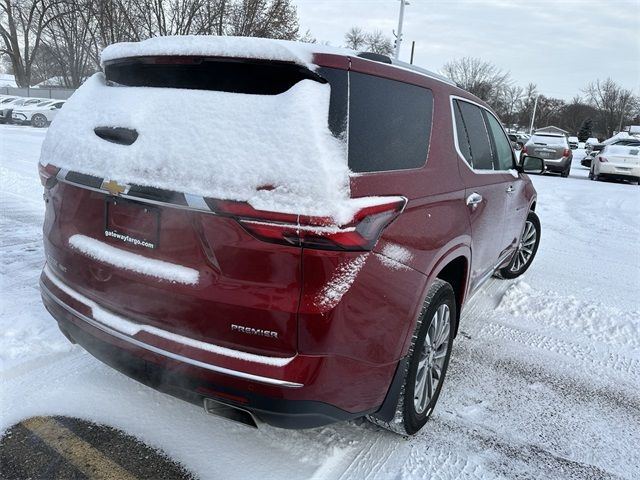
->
583;78;638;136
0;0;68;86
227;0;299;39
441;56;512;105
344;26;366;50
364;29;392;56
41;0;95;87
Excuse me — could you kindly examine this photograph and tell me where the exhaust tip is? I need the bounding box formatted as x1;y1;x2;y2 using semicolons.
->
203;398;258;429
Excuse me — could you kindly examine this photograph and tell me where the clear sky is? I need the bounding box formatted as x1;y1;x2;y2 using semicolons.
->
296;0;640;101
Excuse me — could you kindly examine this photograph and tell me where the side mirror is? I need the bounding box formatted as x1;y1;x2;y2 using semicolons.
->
517;155;545;174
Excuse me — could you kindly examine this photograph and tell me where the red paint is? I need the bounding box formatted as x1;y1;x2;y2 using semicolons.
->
40;50;537;422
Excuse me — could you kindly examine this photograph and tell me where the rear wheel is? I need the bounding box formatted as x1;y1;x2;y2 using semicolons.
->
499;211;541;279
31;114;47;128
368;279;456;435
561;164;571;178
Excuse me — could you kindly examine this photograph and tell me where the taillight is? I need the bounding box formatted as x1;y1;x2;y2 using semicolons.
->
38;162;60;188
206;197;407;251
563;148;571;157
598;157;608;163
522;146;528;154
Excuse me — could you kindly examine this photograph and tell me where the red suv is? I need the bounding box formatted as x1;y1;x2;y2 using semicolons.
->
39;38;542;435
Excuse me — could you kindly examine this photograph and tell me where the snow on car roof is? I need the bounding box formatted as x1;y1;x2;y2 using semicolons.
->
101;35;354;69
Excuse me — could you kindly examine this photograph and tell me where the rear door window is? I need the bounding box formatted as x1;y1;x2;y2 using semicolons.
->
455;100;493;170
348;72;433;173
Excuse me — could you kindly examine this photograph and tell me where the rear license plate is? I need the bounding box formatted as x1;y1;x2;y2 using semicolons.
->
105;198;159;249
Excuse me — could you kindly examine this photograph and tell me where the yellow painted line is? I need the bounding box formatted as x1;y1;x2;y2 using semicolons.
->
22;416;138;480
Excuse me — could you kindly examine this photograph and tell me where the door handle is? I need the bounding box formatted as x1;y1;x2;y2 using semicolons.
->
506;185;514;193
466;192;483;208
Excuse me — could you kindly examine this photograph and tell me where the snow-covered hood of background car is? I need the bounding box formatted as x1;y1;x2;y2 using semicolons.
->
40;72;369;223
101;35;354;70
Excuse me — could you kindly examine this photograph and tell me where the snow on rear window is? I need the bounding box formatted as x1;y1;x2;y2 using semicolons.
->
41;71;362;223
604;145;639;156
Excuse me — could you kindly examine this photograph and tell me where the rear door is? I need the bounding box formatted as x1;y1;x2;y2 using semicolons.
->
452;98;513;290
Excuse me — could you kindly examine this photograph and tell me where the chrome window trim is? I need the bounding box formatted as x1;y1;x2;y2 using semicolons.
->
449;95;517;176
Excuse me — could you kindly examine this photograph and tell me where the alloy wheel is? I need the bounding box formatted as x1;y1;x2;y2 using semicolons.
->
414;304;450;414
510;220;537;273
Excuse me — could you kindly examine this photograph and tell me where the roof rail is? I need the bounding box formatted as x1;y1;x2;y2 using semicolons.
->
357;52;392;64
355;52;456;86
391;59;456;86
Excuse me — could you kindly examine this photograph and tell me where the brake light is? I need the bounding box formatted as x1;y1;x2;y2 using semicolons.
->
38;162;60;188
563;148;571;157
598;157;608;163
522;146;528;154
206;197;407;251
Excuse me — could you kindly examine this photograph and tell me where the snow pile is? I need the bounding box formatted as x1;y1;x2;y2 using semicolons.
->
315;255;369;309
40;71;362;223
101;35;352;69
69;235;199;285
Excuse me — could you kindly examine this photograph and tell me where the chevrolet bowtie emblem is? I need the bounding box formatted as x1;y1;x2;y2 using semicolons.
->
101;179;129;196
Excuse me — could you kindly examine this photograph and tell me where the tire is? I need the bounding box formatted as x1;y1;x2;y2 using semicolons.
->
561;165;570;178
31;114;47;128
499;211;541;279
515;142;523;151
368;279;456;435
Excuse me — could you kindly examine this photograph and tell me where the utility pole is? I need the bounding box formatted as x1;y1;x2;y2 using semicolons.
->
394;0;409;59
410;41;415;64
529;95;539;135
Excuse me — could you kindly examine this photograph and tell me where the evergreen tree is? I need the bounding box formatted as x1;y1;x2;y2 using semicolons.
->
578;118;593;142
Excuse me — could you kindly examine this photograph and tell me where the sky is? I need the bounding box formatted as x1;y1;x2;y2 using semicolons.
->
296;0;640;102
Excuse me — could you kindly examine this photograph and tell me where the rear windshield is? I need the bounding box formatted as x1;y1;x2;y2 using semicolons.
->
604;145;640;156
530;135;566;145
104;57;325;95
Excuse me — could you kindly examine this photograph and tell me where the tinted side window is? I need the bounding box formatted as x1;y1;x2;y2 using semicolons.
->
456;100;493;170
453;101;473;164
348;72;433;173
485;112;513;170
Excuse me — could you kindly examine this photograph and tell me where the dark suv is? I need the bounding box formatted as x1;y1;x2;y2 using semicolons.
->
39;37;542;435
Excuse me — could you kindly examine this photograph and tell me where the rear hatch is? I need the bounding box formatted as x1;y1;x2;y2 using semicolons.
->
526;134;567;160
40;49;405;359
40;54;349;358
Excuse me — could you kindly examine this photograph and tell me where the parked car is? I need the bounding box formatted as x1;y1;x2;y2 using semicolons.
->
508;133;530;150
0;97;50;124
567;136;579;149
581;138;640;168
12;99;65;127
589;145;640;183
584;137;600;152
523;133;573;177
38;37;543;436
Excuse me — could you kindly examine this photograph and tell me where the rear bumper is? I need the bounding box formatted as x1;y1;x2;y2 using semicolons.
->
543;157;571;172
40;266;396;428
597;163;640;179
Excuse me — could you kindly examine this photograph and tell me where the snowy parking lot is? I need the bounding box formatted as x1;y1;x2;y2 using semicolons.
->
1;124;639;479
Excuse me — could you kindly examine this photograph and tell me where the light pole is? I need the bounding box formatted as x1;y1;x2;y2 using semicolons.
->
529;95;539;135
394;0;409;59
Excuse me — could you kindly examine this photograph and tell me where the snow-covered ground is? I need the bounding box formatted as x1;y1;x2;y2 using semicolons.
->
1;124;639;479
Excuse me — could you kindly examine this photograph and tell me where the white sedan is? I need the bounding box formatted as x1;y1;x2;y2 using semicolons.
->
12;99;65;128
589;145;640;184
